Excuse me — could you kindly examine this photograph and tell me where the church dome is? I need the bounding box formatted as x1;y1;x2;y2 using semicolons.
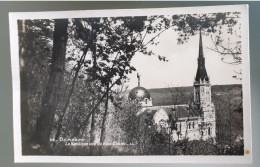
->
128;86;151;100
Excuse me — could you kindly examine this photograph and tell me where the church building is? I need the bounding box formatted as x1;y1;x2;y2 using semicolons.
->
128;32;216;141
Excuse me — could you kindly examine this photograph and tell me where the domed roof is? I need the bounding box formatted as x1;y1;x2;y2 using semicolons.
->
128;86;151;100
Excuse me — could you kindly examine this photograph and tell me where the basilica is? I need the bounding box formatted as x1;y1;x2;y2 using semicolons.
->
128;32;216;141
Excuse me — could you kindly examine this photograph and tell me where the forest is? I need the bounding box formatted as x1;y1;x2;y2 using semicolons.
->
17;12;243;155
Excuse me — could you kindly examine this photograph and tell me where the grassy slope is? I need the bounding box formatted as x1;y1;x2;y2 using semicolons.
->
148;84;242;106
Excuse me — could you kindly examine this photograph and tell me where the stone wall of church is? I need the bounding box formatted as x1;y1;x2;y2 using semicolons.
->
194;79;216;140
171;118;201;141
202;103;216;139
139;97;153;107
194;81;211;105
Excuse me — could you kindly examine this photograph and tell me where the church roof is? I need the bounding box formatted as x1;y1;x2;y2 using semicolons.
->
195;31;209;82
141;105;201;119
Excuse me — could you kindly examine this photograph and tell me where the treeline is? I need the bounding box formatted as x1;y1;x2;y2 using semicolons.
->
146;84;242;106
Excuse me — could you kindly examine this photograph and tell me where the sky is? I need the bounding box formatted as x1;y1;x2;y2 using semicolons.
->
126;27;242;90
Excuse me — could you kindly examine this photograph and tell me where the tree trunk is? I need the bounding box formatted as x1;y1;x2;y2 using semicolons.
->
34;19;68;148
90;50;97;144
90;110;96;143
89;110;96;155
18;20;32;154
99;83;110;155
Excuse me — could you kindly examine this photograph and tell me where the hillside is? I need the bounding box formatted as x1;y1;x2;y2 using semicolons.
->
146;84;242;106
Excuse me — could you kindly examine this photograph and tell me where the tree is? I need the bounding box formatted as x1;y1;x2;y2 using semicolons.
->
113;98;157;155
211;85;243;150
34;19;68;149
18;20;31;153
18;19;54;154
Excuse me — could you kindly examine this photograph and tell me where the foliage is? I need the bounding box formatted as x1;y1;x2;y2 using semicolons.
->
171;138;244;155
18;19;53;134
212;86;243;146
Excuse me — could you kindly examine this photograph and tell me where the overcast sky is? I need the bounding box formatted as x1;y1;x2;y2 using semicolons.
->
126;27;242;90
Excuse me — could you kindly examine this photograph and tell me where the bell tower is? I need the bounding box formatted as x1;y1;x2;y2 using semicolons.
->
193;31;216;139
194;31;211;107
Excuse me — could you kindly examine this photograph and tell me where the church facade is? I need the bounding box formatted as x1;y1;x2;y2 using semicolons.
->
128;32;216;141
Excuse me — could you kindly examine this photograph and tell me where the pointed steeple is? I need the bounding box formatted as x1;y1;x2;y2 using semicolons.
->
199;30;204;59
195;31;209;82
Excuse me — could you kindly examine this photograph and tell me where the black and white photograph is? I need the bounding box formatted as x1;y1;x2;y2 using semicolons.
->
9;5;251;163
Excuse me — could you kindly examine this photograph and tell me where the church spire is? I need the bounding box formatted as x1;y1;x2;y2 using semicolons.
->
199;30;204;59
195;31;209;82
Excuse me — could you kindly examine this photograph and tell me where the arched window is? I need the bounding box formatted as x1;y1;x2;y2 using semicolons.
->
192;122;195;129
188;123;191;129
145;98;148;104
208;127;211;135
